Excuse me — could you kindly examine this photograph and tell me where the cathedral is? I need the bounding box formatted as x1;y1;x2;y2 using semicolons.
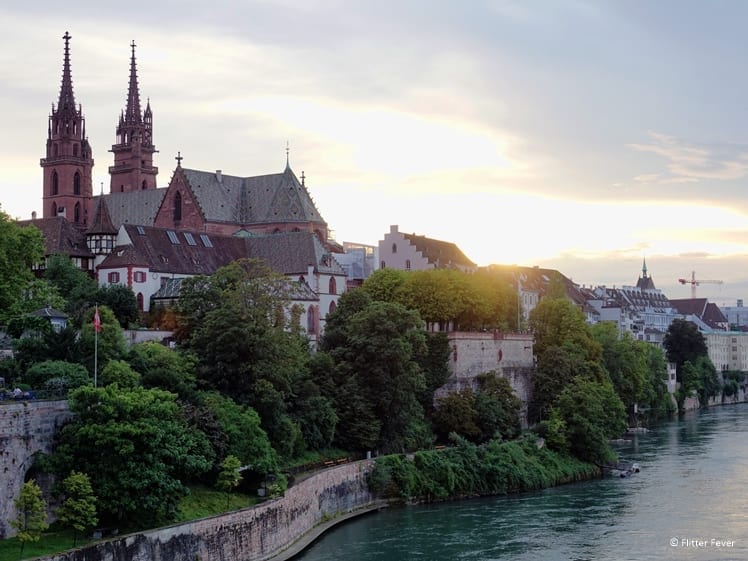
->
25;32;345;335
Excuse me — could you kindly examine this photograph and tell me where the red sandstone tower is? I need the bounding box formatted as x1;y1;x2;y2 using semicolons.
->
40;32;94;224
109;41;158;193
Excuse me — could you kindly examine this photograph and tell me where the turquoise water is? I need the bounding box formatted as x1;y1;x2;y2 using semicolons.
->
297;405;748;560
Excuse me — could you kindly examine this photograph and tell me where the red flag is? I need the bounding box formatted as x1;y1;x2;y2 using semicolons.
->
93;308;101;333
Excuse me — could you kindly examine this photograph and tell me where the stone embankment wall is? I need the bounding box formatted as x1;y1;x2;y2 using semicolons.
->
0;400;72;538
40;459;375;561
436;332;534;426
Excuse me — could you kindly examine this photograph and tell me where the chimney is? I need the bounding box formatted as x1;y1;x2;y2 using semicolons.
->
216;170;222;183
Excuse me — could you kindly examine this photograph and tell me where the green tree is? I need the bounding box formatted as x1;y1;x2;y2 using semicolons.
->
323;300;429;452
50;385;213;527
78;306;127;377
128;341;197;398
56;471;97;546
361;268;408;303
0;211;45;325
43;254;98;325
22;360;90;392
551;378;627;464
663;318;708;382
433;388;481;442
10;479;48;559
99;359;141;388
216;455;243;509
529;296;601;361
96;284;140;328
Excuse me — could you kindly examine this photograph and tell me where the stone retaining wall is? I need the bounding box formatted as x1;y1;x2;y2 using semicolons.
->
40;459;375;561
0;400;72;538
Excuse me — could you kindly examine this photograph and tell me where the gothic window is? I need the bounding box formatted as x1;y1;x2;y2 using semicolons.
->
307;305;317;335
74;202;81;223
52;171;59;195
73;172;81;195
142;180;147;190
329;300;337;314
392;243;397;253
174;192;182;222
329;276;337;295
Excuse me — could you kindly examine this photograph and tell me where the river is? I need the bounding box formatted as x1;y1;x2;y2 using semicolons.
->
296;404;748;561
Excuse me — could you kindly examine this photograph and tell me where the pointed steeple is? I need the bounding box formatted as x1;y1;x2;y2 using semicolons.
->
642;257;648;278
56;31;77;117
41;32;94;224
124;40;142;126
109;40;158;193
87;197;117;256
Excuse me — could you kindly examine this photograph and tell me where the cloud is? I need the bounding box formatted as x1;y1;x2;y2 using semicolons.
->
628;131;748;183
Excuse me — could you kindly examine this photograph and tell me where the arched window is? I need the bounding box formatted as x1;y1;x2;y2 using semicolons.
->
392;243;397;253
73;171;81;195
329;300;337;314
74;202;81;223
142;180;147;190
52;171;59;195
137;292;144;312
174;191;182;222
307;305;317;335
328;276;337;295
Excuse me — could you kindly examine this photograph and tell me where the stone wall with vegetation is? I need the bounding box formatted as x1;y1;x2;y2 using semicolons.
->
0;400;71;538
39;459;375;561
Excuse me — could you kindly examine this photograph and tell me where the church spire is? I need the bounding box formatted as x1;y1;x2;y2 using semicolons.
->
41;32;94;224
642;257;648;278
109;40;158;193
124;40;142;126
56;31;76;117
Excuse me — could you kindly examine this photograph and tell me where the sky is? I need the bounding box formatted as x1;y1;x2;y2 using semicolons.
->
2;0;748;306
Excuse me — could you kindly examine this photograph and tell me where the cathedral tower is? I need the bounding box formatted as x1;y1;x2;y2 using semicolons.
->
40;32;94;224
109;41;158;193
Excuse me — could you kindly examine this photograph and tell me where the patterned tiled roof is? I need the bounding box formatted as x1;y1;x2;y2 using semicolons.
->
18;216;93;258
247;232;345;276
181;167;326;227
99;189;165;229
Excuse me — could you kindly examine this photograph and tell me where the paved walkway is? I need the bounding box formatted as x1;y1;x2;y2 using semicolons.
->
267;501;390;561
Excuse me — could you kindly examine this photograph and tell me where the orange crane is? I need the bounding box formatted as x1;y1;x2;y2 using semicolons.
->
677;271;723;299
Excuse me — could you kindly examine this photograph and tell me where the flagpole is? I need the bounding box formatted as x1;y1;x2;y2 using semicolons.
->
94;304;99;388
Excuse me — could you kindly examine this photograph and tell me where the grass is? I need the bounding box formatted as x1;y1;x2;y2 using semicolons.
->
175;485;259;523
0;524;91;561
0;488;259;561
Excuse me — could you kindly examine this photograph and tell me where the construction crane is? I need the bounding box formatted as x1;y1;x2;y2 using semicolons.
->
677;271;724;299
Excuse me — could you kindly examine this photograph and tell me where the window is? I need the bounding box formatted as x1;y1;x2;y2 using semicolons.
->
329;300;337;314
136;226;146;235
142;180;147;190
329;276;337;295
166;230;180;244
73;172;81;195
108;271;120;283
137;292;144;312
184;232;197;246
200;234;213;248
51;202;57;216
52;171;59;195
392;243;397;253
406;259;411;270
381;261;386;269
74;202;81;223
133;271;146;283
73;144;79;157
174;191;182;222
307;305;317;335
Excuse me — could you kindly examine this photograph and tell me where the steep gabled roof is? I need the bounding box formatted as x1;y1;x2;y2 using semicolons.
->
100;190;165;228
180;167;326;227
247;232;345;276
18;216;93;258
88;197;117;235
402;232;476;270
670;298;728;329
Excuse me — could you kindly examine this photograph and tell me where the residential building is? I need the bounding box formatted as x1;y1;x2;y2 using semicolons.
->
378;225;476;272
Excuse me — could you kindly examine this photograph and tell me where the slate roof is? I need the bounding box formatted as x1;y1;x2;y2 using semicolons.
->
402;232;476;270
181;167;327;228
670;298;728;329
484;264;587;306
18;216;93;258
99;189;166;229
88;197;118;235
247;232;345;276
99;225;345;278
152;276;319;303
